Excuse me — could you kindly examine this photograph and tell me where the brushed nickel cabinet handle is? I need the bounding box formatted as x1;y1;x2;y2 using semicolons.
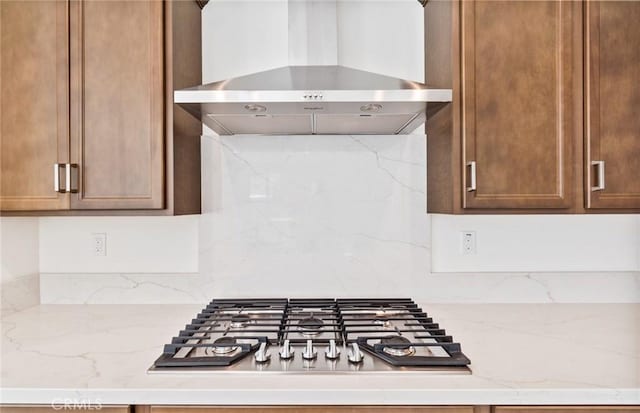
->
54;163;59;192
65;163;71;193
466;161;477;192
65;163;79;193
54;163;78;193
54;163;62;193
591;160;605;191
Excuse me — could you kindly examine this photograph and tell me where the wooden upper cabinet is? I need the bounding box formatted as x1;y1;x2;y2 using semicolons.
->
585;1;640;209
0;0;70;211
69;0;165;210
0;0;201;215
460;0;580;209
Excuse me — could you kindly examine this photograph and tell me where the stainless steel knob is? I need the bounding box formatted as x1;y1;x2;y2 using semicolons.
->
347;343;364;363
302;339;317;360
325;339;340;360
278;339;294;360
254;342;271;363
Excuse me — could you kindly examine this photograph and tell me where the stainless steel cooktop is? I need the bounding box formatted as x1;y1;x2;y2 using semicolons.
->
148;298;471;374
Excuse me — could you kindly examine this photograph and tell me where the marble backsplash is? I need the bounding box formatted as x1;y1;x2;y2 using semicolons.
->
37;134;640;304
1;218;40;314
38;272;640;304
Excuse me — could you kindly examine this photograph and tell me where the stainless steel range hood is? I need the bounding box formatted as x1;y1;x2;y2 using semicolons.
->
174;65;451;136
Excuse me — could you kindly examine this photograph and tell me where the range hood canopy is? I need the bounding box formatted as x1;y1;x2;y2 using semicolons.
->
175;65;452;136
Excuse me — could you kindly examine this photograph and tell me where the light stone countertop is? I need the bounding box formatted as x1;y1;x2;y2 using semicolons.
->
1;304;639;405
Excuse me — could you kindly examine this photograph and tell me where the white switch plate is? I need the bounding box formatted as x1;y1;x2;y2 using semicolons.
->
92;233;107;256
461;231;476;255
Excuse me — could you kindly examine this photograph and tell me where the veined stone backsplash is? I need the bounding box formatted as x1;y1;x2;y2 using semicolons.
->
34;133;640;304
0;218;40;314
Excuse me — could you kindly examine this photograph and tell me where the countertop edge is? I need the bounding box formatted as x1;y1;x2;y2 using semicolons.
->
2;388;640;406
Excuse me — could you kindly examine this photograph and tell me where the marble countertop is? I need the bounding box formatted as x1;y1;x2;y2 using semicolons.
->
1;304;639;405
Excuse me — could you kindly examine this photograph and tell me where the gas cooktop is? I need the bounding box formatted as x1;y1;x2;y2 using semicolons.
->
148;298;471;374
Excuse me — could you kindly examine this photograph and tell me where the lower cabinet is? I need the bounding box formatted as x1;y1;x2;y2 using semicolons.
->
495;408;640;413
145;408;475;413
145;408;640;413
1;406;639;413
0;407;129;413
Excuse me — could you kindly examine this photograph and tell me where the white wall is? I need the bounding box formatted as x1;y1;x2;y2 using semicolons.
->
336;0;424;83
201;0;288;83
36;1;640;304
201;0;425;82
289;0;338;65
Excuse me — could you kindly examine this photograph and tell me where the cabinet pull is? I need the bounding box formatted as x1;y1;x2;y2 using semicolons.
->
591;160;605;191
466;161;477;192
65;163;79;193
54;163;78;193
54;163;62;193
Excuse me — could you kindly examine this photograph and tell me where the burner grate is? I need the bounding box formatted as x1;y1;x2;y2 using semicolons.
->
152;297;470;370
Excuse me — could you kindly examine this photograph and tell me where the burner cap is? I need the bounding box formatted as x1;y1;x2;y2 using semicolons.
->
230;314;250;328
211;336;239;355
297;316;324;336
380;335;415;357
375;310;390;318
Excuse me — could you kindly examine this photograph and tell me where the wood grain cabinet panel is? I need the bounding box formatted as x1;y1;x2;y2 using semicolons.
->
69;0;164;209
426;0;592;214
0;0;70;211
460;0;579;209
0;406;130;413
148;407;475;413
585;1;640;209
0;0;202;215
494;407;640;413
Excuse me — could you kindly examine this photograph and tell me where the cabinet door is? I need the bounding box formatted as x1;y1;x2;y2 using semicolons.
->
0;0;70;211
495;408;640;413
69;0;164;209
0;406;130;413
147;407;475;413
461;1;580;209
585;1;640;209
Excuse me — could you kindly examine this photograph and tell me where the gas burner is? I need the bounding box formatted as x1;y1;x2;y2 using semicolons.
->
374;319;392;328
375;308;405;318
230;314;251;328
380;335;415;357
297;316;324;337
151;298;470;372
208;336;239;355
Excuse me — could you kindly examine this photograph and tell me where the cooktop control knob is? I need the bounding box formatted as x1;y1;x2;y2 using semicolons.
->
325;339;340;360
347;343;364;363
302;339;317;360
254;342;271;363
278;339;294;360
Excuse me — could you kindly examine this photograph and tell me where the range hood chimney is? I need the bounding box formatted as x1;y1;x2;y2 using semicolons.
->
177;1;450;136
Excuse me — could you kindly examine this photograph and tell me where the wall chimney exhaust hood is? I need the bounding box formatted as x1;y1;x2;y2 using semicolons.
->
174;65;452;136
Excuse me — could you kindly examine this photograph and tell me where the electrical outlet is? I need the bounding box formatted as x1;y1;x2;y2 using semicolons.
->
92;233;107;256
461;231;476;255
